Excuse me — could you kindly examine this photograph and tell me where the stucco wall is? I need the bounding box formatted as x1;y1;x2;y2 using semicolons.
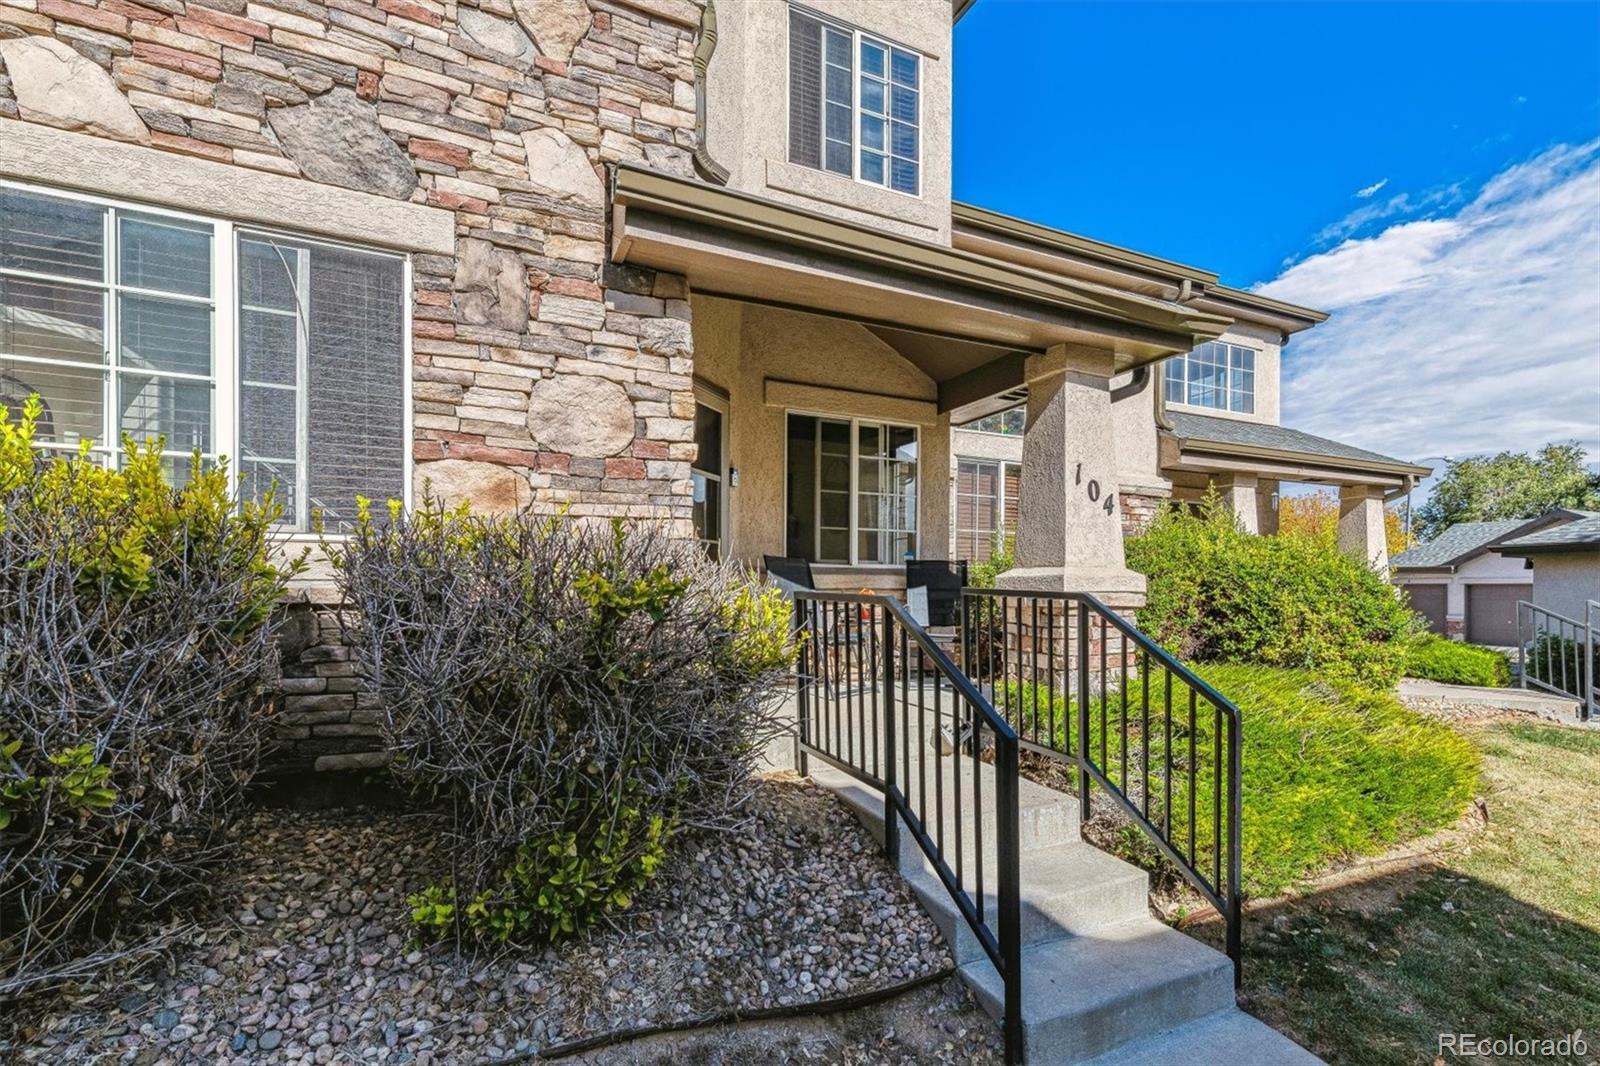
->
703;0;951;244
1531;553;1600;622
692;294;950;575
1164;321;1283;427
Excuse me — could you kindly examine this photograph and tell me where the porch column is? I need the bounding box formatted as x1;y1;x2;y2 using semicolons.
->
1338;484;1389;573
1214;473;1260;535
997;344;1146;602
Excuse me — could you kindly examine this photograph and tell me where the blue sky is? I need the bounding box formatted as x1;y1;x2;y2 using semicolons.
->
954;1;1600;470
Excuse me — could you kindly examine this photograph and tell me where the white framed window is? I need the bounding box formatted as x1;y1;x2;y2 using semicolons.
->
691;384;728;561
1164;341;1256;414
0;181;410;531
785;412;918;565
956;458;1021;561
965;406;1025;436
787;6;922;196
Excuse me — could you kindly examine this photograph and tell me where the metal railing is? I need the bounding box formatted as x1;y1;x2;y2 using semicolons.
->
792;591;1023;1064
1518;600;1598;720
960;589;1244;979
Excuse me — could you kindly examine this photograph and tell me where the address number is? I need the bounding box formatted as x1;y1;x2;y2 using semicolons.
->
1075;463;1117;516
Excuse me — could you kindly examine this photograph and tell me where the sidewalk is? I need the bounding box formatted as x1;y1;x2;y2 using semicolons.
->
1397;679;1593;727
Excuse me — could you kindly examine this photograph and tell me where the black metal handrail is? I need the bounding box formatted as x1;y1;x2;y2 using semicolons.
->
960;588;1244;980
791;590;1023;1064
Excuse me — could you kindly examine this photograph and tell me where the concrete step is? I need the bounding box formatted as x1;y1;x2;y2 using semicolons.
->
960;918;1237;1065
811;761;1080;857
1076;1007;1322;1066
900;841;1150;965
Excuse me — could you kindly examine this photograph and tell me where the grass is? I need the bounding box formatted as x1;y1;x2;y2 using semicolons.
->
1000;664;1480;896
1403;634;1513;687
1195;719;1600;1065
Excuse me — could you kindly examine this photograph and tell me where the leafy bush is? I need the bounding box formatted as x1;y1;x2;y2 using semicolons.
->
1;398;295;997
968;535;1015;589
1126;495;1420;685
335;500;792;944
1403;634;1512;687
1002;664;1478;895
1525;632;1598;694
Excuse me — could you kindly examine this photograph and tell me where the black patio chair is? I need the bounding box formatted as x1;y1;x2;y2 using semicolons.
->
905;559;968;628
762;555;816;593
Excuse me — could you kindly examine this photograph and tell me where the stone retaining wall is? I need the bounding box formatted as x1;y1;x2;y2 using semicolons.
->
270;602;386;773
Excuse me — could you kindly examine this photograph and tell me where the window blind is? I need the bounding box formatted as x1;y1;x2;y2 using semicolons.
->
788;9;823;169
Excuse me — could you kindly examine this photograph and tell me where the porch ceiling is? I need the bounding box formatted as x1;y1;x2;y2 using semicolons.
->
610;165;1231;411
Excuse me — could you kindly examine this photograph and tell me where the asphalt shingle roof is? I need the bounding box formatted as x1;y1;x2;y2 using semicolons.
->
1496;514;1600;553
1391;520;1533;569
1165;411;1421;470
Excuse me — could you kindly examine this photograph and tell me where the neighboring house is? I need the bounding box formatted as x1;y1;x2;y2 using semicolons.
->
1493;514;1600;624
950;211;1431;574
1391;509;1599;642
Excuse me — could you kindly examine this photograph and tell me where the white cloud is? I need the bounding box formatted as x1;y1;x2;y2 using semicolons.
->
1256;140;1600;467
1355;177;1389;199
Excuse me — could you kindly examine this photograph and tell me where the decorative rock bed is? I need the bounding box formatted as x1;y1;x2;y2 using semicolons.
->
4;775;960;1065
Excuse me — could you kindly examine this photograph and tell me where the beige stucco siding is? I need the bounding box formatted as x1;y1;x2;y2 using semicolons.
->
704;0;953;244
692;295;950;571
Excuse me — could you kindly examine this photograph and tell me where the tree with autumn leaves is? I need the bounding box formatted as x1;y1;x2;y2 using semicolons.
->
1278;490;1414;557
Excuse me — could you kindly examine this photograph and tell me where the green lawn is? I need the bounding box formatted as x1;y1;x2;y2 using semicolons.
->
1195;719;1600;1065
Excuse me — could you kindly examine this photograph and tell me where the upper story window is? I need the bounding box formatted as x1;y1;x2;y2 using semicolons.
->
0;183;408;531
1164;341;1255;414
788;6;921;196
965;406;1025;436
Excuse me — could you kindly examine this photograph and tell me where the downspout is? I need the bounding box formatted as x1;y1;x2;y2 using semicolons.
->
691;0;730;185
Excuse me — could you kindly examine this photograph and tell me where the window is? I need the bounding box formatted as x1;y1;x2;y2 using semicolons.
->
788;7;921;195
0;183;408;530
956;459;1021;561
785;413;917;565
1164;341;1255;413
691;390;727;560
965;406;1025;436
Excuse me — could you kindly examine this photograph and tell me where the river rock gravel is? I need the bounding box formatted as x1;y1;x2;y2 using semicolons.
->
4;773;963;1064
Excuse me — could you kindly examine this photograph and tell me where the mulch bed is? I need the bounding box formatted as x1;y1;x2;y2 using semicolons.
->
3;773;958;1065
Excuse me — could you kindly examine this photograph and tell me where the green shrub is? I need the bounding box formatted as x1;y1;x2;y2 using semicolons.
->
1001;664;1478;896
1403;634;1512;686
335;501;793;944
1126;495;1420;685
1;397;296;997
968;535;1015;589
1525;632;1598;694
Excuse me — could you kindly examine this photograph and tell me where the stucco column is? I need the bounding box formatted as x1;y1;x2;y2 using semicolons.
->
1256;477;1281;535
997;344;1146;601
1338;484;1389;573
1214;473;1260;535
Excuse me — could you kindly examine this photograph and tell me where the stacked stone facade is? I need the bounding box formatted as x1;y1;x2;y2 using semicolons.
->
1;0;707;770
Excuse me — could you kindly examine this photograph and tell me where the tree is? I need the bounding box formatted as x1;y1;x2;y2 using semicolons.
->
1413;443;1600;541
1278;489;1413;557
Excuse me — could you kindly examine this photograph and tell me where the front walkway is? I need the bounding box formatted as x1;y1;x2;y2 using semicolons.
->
1398;678;1594;727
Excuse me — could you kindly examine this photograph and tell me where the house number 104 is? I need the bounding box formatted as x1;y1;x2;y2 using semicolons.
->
1076;463;1117;516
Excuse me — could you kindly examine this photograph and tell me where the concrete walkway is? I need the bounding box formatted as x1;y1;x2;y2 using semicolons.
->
1398;679;1594;727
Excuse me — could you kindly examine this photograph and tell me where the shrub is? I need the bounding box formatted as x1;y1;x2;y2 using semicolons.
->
968;535;1015;589
335;500;792;944
1126;495;1420;685
1525;632;1598;694
1403;634;1512;687
1001;664;1479;895
1;398;296;998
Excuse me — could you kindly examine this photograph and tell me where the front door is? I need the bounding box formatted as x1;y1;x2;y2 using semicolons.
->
691;390;728;560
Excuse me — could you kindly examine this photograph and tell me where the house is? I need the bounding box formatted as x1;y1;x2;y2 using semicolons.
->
1391;509;1599;642
949;211;1432;573
1492;513;1600;624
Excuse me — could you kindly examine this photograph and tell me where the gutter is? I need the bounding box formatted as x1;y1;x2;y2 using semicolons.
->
691;0;730;185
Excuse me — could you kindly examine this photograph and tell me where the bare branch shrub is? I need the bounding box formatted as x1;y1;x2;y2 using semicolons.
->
333;500;793;942
0;398;297;1000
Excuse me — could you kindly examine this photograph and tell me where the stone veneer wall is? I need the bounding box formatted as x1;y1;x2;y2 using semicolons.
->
1119;490;1165;539
0;0;707;769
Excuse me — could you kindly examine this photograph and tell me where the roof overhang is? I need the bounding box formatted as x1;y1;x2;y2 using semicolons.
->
1496;542;1600;557
1160;431;1432;489
611;165;1231;411
951;202;1328;337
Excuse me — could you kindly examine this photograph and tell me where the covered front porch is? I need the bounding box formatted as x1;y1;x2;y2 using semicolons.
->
610;164;1231;599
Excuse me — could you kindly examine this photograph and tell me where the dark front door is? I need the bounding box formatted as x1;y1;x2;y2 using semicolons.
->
1401;584;1448;635
1466;583;1532;646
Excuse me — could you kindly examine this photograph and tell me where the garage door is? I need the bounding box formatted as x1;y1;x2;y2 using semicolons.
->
1466;584;1532;646
1401;584;1448;635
